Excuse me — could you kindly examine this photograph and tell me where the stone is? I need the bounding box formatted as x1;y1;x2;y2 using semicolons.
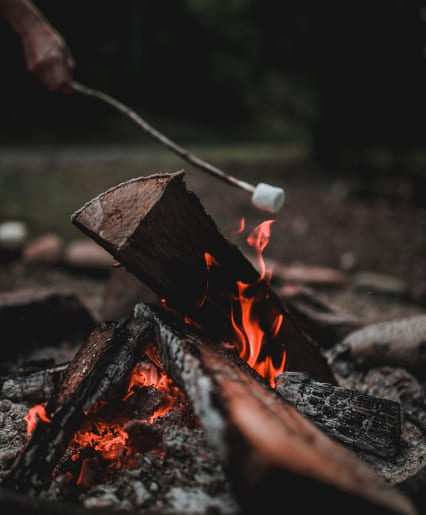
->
22;233;63;264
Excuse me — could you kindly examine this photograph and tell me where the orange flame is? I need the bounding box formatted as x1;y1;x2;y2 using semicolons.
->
227;219;286;387
24;403;51;437
235;217;245;234
247;219;274;280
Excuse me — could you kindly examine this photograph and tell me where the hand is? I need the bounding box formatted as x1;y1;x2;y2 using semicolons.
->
21;23;74;92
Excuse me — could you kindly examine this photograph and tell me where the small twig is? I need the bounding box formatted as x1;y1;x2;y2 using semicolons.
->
70;81;255;193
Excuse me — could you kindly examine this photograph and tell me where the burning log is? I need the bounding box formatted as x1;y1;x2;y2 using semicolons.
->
275;371;401;457
2;318;154;494
1;362;401;459
1;298;416;513
71;170;335;384
138;302;415;515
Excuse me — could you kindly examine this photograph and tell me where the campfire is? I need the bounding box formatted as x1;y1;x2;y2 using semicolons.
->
0;171;424;514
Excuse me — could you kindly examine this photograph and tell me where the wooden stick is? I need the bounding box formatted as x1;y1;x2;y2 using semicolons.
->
70;81;255;193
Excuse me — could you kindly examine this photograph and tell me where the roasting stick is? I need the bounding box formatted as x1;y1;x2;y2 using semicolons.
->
70;80;285;214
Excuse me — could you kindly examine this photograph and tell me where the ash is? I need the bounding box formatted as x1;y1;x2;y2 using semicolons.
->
46;426;239;514
0;381;240;515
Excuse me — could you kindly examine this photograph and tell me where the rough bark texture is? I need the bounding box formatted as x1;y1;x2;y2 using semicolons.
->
134;302;415;515
72;171;335;384
2;318;153;494
275;371;401;457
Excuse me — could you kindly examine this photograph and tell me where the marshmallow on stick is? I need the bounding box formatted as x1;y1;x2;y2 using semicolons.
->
251;183;285;214
71;81;286;214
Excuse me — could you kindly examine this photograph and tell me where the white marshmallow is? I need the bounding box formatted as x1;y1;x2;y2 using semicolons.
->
251;183;285;214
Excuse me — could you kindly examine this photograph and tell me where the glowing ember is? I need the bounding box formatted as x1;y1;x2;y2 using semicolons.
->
24;403;51;437
72;420;128;463
67;341;184;481
24;342;185;487
123;343;181;423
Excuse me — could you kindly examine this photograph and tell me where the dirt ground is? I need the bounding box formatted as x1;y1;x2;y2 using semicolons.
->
0;144;425;326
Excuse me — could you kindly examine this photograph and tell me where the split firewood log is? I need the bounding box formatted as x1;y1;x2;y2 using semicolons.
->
71;170;335;384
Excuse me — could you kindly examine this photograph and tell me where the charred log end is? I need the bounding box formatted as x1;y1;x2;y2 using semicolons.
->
275;372;401;458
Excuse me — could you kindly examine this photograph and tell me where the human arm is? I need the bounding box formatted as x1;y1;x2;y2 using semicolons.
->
0;0;74;92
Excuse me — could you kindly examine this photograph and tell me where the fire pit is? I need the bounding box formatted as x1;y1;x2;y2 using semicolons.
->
0;171;425;515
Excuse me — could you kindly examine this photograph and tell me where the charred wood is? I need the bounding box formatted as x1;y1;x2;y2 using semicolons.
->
1;364;67;403
2;318;154;494
135;302;415;515
275;371;401;457
72;171;335;384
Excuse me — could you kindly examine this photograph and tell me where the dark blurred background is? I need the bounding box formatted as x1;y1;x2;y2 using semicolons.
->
0;1;425;322
1;0;426;173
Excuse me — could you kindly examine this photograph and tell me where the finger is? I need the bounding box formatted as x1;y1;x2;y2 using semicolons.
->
33;56;70;92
